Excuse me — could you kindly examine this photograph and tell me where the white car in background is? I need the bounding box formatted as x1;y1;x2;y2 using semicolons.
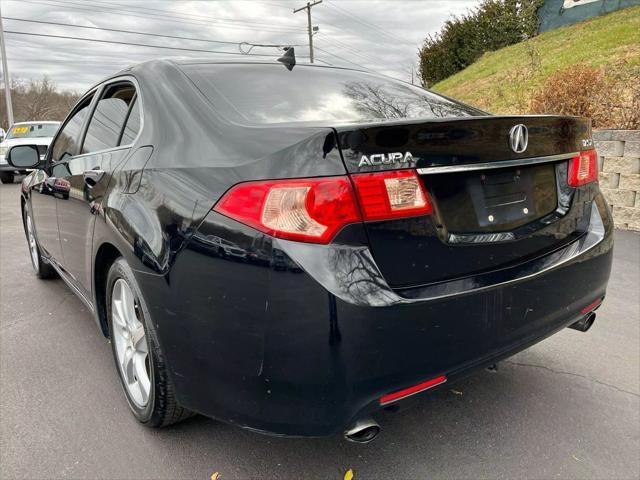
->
0;121;60;184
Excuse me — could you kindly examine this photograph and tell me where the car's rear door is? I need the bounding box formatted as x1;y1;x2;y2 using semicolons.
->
54;79;141;296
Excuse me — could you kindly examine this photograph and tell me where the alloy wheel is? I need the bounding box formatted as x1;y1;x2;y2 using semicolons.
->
111;278;151;407
26;212;40;272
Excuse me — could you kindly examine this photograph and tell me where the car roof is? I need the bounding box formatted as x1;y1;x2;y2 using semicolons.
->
104;57;366;85
81;56;374;108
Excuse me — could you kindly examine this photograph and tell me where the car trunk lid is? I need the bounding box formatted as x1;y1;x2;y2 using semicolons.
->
334;115;594;288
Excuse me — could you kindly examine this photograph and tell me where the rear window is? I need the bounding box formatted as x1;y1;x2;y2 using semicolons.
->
182;64;481;125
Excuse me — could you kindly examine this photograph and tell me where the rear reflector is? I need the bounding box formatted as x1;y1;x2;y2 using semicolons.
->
379;375;447;406
214;176;361;244
351;170;432;221
568;149;598;187
580;297;603;314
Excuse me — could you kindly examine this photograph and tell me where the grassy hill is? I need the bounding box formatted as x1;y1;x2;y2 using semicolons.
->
431;6;640;116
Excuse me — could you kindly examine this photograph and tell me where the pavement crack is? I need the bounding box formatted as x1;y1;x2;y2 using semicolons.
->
504;360;640;398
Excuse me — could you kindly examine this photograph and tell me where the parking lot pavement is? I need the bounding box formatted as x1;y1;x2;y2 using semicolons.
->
0;181;638;480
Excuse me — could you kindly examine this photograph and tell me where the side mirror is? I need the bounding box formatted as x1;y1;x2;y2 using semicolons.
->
7;145;43;169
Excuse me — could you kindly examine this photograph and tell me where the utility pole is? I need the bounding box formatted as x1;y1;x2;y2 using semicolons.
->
0;2;13;128
293;0;322;63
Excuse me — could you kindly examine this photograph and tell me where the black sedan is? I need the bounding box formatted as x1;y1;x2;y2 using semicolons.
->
7;56;613;442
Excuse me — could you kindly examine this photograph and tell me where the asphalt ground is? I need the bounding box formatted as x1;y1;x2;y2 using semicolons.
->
1;181;639;480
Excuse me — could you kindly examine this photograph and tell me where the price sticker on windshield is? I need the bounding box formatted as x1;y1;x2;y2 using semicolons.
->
10;126;29;135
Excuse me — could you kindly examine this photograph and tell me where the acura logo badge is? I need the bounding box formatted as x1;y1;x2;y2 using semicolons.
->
509;124;528;153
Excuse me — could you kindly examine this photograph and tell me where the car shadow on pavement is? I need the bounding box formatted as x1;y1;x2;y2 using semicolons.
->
142;357;639;479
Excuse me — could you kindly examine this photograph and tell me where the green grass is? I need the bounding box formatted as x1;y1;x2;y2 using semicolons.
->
431;6;640;113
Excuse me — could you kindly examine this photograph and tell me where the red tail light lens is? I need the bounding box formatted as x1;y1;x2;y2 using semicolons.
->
214;170;433;244
213;176;361;244
568;149;598;187
351;170;432;221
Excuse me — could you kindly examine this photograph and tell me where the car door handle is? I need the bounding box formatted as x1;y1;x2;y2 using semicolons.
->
83;169;105;187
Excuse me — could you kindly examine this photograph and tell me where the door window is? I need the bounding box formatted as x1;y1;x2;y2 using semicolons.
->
50;94;94;163
82;83;137;154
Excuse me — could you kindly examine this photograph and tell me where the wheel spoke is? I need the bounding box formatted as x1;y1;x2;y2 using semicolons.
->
122;347;135;384
121;282;137;328
113;299;128;330
134;352;150;404
130;325;147;352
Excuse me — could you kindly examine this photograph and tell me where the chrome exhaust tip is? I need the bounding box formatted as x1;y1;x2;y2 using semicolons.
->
568;312;596;332
344;418;381;444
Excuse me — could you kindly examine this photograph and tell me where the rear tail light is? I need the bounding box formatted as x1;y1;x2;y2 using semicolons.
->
568;149;598;187
213;170;433;244
351;170;432;221
213;176;360;244
379;375;447;405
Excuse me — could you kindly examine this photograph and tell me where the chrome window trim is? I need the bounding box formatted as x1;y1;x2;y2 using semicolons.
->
416;152;579;175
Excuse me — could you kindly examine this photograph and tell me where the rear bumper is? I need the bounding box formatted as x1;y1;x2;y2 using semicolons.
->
134;195;613;437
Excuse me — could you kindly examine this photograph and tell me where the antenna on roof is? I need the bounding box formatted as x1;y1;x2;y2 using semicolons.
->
277;47;296;71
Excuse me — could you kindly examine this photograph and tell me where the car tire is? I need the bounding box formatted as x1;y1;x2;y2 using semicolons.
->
106;257;194;427
23;207;58;279
0;172;14;184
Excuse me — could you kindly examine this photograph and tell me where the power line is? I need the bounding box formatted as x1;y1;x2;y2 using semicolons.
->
94;0;302;31
3;17;302;50
315;34;408;74
3;30;309;57
250;1;294;10
314;46;406;81
18;0;308;35
314;46;371;71
62;0;307;32
323;0;416;46
317;34;385;66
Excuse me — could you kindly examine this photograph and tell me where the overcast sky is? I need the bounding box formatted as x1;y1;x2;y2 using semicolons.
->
0;0;480;92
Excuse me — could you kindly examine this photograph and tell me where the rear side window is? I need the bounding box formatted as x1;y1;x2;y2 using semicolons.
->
182;64;482;124
82;83;136;154
51;94;94;163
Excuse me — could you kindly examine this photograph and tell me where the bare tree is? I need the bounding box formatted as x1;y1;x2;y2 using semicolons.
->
0;75;80;129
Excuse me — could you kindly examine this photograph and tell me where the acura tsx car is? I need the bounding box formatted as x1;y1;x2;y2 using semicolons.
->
7;55;613;442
